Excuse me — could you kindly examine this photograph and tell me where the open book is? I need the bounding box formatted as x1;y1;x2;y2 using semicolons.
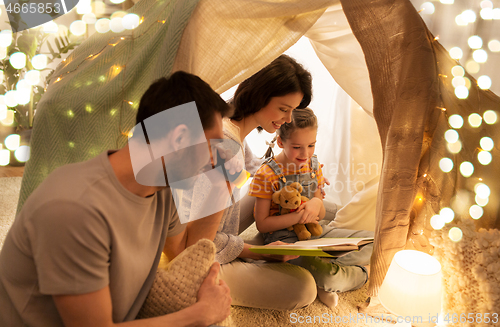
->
249;237;374;257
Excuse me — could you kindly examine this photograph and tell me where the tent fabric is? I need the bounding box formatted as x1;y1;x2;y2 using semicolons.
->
341;0;500;296
17;0;337;211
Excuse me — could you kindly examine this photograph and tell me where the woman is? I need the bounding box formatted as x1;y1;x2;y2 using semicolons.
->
182;55;327;310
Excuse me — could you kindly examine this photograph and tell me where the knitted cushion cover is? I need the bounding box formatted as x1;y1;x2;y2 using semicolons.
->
137;239;232;326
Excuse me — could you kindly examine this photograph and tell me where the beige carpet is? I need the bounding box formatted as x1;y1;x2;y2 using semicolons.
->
0;177;382;326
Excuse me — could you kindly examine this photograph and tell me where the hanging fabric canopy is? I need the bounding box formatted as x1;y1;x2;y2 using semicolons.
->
18;0;500;296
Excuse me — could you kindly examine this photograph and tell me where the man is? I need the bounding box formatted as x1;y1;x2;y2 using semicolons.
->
0;71;232;326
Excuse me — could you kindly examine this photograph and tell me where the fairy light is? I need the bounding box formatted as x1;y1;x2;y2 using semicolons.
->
420;2;435;14
0;109;14;126
67;110;74;118
70;20;86;36
465;61;480;74
32;54;48;70
0;104;6;120
475;183;491;198
431;215;445;230
4;134;20;151
14;145;30;162
440;0;454;4
449;47;463;59
25;70;41;85
459;161;474;177
480;8;493;20
10;52;27;69
447;139;461;155
455;86;469;99
451;65;465;77
4;90;18;107
448;114;464;128
439;157;454;172
475;195;489;206
444;129;459;143
468;113;482;127
488;40;500;52
0;149;9;166
483;110;497;124
452;76;466;88
480;137;494;151
473;49;488;63
449;227;463;242
95;18;111;33
468;35;483;49
477;75;492;89
440;207;455;223
82;13;97;25
123;13;140;30
462;10;477;23
469;205;483;219
0;30;12;47
110;17;125;33
477;151;492;165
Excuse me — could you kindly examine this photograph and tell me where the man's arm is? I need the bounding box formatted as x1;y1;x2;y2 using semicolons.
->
53;263;231;327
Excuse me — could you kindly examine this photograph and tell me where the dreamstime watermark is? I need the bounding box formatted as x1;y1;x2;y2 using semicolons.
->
5;0;79;32
128;101;246;224
289;312;438;324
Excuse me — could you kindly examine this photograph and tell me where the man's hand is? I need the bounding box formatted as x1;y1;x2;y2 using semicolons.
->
196;263;232;325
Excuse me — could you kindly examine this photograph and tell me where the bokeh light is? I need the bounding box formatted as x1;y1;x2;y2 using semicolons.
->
448;114;464;129
444;129;459;143
473;49;488;63
462;10;477;23
459;161;474;177
420;2;435;14
455;86;468;99
475;195;489;207
475;183;491;198
431;215;445;230
0;30;13;47
480;137;494;151
488;40;500;52
4;90;18;107
449;47;463;59
440;207;455;223
478;151;492;165
122;13;140;30
439;157;454;172
0;149;9;166
465;61;480;74
70;20;86;36
451;65;465;77
25;70;41;85
483;110;497;124
4;134;20;151
31;54;48;70
468;35;483;49
469;205;484;219
42;20;58;33
95;18;111;33
447;140;462;154
14;145;30;162
10;52;26;69
110;17;125;33
82;13;97;25
477;75;492;89
468;113;482;127
449;227;463;242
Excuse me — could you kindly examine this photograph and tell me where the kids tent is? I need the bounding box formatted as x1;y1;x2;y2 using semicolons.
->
17;0;500;307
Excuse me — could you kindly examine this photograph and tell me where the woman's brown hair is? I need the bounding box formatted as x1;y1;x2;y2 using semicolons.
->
231;55;312;131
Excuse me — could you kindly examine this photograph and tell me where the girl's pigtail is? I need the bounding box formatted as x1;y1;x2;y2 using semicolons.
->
263;136;277;159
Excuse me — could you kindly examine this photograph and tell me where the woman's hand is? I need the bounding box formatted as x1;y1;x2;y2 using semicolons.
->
259;241;299;262
296;198;322;224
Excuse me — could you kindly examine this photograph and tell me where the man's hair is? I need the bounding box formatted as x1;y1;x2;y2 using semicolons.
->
231;55;312;131
136;71;230;135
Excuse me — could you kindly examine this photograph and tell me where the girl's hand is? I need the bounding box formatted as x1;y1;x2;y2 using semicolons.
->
296;198;322;224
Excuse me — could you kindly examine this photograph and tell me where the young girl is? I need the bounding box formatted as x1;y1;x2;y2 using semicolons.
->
249;107;374;308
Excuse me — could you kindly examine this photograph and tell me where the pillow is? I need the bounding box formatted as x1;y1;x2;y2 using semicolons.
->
137;238;232;326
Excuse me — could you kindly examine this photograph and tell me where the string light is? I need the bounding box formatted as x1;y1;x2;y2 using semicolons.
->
477;75;492;89
468;113;482;127
0;149;9;166
479;137;494;151
459;161;474;177
448;114;464;128
449;47;463;59
449;227;463;242
0;30;12;47
483;110;497;124
439;157;454;172
4;134;20;150
14;145;30;162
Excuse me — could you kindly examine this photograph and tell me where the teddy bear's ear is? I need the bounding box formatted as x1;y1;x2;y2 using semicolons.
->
272;190;282;204
290;182;303;193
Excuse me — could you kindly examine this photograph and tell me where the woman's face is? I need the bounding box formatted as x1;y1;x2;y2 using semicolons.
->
254;92;304;133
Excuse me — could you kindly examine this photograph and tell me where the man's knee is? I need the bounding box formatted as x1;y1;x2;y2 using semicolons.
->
283;267;317;310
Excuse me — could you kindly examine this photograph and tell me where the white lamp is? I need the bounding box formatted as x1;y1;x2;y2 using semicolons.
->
379;250;442;326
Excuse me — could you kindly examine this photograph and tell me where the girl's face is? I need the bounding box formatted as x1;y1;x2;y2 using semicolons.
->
254;92;304;133
278;127;317;168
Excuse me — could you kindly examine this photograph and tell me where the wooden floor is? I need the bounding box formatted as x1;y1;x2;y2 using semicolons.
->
0;166;24;177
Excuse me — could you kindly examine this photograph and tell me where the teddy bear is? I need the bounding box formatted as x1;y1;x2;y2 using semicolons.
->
271;182;323;241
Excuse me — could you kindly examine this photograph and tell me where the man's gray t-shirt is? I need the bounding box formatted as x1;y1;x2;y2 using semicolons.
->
0;151;185;326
